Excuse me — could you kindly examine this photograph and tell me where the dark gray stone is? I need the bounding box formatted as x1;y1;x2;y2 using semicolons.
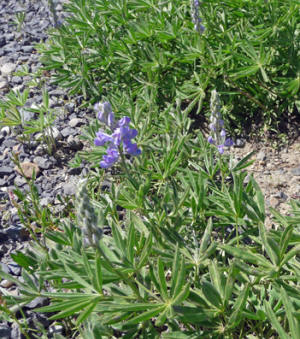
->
0;166;13;176
0;37;6;48
0;324;11;339
8;263;21;276
34;156;51;170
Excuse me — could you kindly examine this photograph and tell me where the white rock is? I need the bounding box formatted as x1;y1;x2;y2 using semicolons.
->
0;63;16;76
69;118;84;128
0;79;8;89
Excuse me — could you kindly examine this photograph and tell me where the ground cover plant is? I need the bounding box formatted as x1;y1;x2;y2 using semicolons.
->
36;0;300;136
0;0;300;338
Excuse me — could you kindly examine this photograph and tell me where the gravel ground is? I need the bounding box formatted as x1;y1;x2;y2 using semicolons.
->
0;0;299;337
0;0;93;337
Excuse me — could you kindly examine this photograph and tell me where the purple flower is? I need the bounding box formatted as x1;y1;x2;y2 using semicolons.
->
220;129;226;138
217;145;224;154
224;138;234;147
207;90;233;154
94;102;141;168
100;146;119;168
123;139;141;156
95;101;115;130
94;130;113;146
191;0;205;34
207;136;214;144
118;116;131;127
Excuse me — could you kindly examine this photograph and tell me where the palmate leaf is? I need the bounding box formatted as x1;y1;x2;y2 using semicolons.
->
38;297;102;321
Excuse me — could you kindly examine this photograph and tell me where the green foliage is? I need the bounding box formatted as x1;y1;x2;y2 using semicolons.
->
2;105;300;337
1;1;300;338
37;0;299;135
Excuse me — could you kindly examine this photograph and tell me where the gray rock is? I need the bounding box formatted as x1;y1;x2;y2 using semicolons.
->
11;322;21;339
0;279;14;288
20;108;34;123
67;135;83;150
1;126;11;137
8;263;21;276
34;156;51;170
2;138;17;148
0;262;10;274
256;150;267;161
45;126;62;140
14;175;27;187
291;166;300;176
0;37;6;48
22;45;34;53
26;296;48;309
69;117;84;128
63;182;77;196
0;62;16;76
0;166;13;176
0;324;11;339
0;79;8;89
234;138;246;148
61;126;77;138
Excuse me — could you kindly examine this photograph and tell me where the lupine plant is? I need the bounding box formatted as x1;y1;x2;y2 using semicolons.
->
36;0;299;137
0;0;299;338
1;93;300;338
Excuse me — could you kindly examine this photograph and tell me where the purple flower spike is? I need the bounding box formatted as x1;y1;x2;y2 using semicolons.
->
94;102;141;168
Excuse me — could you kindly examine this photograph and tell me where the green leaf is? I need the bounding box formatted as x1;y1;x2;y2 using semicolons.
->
124;305;165;326
94;252;103;294
264;300;290;339
279;225;294;260
137;233;152;270
201;280;222;309
63;262;96;293
280;287;300;338
129;212;149;237
76;299;99;325
220;244;273;268
127;221;135;264
229;65;260;79
228;284;250;329
157;258;168;301
199;218;213;253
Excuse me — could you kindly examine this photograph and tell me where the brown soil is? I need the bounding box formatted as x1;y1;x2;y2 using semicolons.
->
231;137;300;229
